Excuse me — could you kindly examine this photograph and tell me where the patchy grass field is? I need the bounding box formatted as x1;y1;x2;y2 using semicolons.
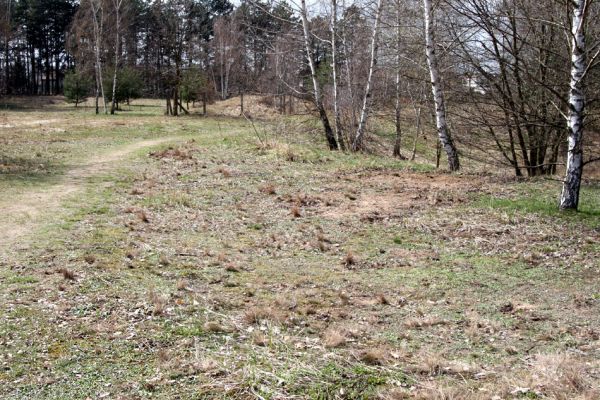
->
1;97;599;399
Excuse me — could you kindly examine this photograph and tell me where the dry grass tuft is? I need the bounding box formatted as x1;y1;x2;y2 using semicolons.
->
511;352;599;399
216;252;228;265
176;279;189;291
159;254;170;266
243;306;282;324
259;183;276;195
130;187;144;195
291;205;301;218
343;251;356;266
225;264;240;273
360;348;387;365
203;321;227;333
57;268;76;281
136;210;150;223
285;148;296;162
338;291;350;305
403;316;447;329
375;293;389;305
317;241;327;252
149;291;168;316
83;254;96;265
251;331;268;346
411;351;447;376
322;328;347;348
126;248;139;260
150;147;193;161
217;167;231;177
193;358;220;373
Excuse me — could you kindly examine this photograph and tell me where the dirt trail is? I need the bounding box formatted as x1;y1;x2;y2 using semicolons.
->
0;137;178;253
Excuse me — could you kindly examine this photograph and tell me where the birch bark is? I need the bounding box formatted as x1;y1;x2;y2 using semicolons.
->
90;0;107;115
560;0;588;210
300;0;338;150
352;0;385;151
393;0;403;158
423;0;459;171
110;0;123;115
331;0;346;150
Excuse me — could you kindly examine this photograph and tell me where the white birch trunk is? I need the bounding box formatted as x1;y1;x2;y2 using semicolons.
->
560;0;587;210
110;0;122;115
352;0;385;151
423;0;459;171
300;0;338;150
90;0;107;115
331;0;345;150
393;0;403;158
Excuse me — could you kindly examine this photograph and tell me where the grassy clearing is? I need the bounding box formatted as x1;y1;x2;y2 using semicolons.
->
0;98;599;399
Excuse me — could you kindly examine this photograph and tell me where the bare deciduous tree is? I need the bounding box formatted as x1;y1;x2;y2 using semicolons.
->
300;0;338;150
423;0;459;171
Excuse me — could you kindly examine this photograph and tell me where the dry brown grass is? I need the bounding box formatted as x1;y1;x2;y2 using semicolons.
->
322;328;347;348
344;251;356;266
225;264;240;272
243;306;283;325
57;268;75;281
135;210;150;223
176;279;189;291
259;183;276;195
290;205;301;218
360;348;387;365
403;316;448;329
338;291;350;305
509;352;599;400
149;291;168;316
251;331;268;346
159;254;170;266
217;166;232;177
203;321;228;333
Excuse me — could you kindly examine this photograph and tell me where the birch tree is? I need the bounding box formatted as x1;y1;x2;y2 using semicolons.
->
300;0;338;150
89;0;107;114
392;0;403;158
110;0;124;115
423;0;459;171
352;0;385;151
331;0;345;150
560;0;591;210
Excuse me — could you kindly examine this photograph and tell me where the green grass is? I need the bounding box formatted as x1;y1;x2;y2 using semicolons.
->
477;181;600;226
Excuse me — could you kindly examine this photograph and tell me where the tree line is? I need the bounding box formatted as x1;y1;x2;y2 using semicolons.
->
1;0;599;210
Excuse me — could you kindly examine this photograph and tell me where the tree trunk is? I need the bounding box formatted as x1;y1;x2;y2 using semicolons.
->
331;0;346;151
423;0;460;171
393;1;403;159
110;0;122;115
300;0;338;150
90;0;106;114
352;0;384;151
560;0;587;210
54;56;60;94
411;106;421;161
166;95;172;115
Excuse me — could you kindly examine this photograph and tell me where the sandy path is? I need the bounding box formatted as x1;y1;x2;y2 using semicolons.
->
0;137;179;252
